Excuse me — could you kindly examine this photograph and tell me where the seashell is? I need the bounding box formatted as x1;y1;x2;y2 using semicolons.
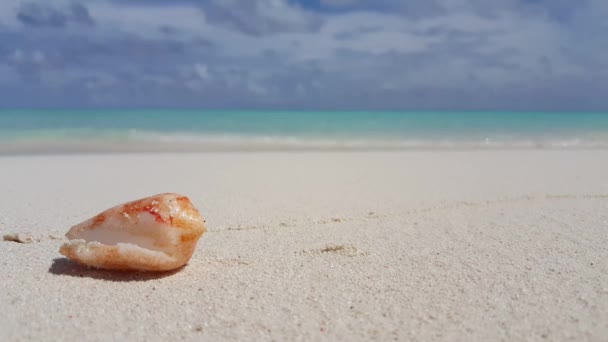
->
59;193;206;271
3;232;36;244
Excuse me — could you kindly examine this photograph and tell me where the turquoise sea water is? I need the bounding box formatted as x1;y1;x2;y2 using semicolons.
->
1;110;608;152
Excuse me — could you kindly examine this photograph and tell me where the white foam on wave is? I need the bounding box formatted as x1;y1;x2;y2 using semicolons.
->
123;130;608;150
3;129;608;154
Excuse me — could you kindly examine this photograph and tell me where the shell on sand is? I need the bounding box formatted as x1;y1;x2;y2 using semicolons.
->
59;193;206;271
3;232;36;243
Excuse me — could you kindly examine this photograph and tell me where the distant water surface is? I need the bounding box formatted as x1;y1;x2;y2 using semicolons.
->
1;110;608;153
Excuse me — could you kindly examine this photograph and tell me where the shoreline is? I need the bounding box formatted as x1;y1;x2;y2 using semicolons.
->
4;141;608;155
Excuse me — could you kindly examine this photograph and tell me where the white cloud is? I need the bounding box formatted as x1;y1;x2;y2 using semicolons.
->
0;0;24;28
0;0;606;109
319;0;359;7
87;2;208;39
193;63;210;81
31;50;45;64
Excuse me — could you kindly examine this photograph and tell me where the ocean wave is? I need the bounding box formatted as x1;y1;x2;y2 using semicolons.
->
3;129;608;153
118;130;608;149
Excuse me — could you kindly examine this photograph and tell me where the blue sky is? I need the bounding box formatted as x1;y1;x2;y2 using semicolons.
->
0;0;607;110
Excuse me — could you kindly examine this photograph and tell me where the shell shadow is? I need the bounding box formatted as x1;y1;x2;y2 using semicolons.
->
48;258;184;282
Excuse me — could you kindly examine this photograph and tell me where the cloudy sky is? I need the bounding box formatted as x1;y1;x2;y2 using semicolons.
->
0;0;607;110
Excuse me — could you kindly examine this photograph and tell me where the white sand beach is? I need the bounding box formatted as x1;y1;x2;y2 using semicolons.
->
1;151;607;341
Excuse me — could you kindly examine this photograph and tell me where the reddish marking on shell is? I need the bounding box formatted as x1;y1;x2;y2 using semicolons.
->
176;196;190;207
121;201;144;217
120;198;166;224
144;205;165;223
167;196;203;230
180;234;197;242
174;197;194;217
92;213;106;225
